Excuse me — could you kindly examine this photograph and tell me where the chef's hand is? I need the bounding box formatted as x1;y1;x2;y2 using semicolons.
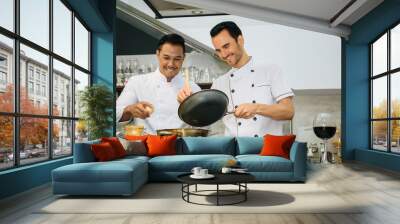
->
177;85;192;103
125;101;154;119
234;103;259;119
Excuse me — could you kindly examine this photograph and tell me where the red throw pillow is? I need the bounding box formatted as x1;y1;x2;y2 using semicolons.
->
146;135;177;157
101;137;127;158
91;142;117;162
259;134;296;159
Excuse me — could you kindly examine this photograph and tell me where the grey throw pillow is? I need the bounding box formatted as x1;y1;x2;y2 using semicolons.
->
118;137;147;156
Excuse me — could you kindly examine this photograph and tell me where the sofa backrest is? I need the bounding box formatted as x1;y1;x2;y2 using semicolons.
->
235;137;263;155
73;139;100;163
176;137;236;155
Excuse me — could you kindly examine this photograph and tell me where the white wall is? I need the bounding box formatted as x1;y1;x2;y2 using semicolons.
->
123;0;342;90
161;16;341;90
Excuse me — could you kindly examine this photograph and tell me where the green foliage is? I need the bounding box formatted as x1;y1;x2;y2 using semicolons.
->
79;84;114;140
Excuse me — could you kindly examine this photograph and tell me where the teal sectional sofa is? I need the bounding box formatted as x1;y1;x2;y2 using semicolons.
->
52;137;307;196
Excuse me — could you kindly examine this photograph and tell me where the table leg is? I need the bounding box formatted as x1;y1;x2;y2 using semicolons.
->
245;183;247;201
187;184;190;202
217;184;219;206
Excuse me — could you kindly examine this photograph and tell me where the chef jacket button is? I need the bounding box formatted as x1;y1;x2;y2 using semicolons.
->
251;69;255;72
234;105;238;109
230;74;234;77
252;100;256;103
231;89;235;93
238;122;242;126
253;117;257;121
251;84;255;87
254;134;259;137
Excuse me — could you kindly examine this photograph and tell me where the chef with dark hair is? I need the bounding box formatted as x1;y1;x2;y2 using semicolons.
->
178;21;294;137
117;34;200;134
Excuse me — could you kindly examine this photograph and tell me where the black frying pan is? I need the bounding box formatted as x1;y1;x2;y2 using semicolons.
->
178;89;230;127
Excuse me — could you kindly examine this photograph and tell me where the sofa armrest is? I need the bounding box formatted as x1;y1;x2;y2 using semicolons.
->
289;141;307;181
73;140;100;163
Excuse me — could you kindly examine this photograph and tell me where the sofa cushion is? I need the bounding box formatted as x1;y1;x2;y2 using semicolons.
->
236;155;293;172
236;137;263;155
148;154;235;172
52;158;147;183
177;137;236;155
115;155;150;164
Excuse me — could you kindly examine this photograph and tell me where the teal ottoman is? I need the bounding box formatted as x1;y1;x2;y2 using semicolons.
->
52;156;148;196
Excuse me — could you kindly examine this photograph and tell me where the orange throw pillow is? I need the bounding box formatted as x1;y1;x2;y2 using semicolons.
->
91;142;117;162
259;134;296;159
146;135;177;157
101;137;127;158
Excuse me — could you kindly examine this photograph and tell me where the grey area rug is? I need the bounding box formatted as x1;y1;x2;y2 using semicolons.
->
38;183;362;214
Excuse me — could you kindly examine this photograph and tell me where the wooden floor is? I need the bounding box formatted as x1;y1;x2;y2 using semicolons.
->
1;162;400;224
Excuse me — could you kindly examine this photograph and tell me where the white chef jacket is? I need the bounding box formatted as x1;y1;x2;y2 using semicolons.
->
116;68;201;134
211;57;294;137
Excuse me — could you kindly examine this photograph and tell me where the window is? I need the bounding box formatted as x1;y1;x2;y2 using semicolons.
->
36;83;40;95
20;0;49;49
41;73;46;83
371;23;400;154
53;0;72;60
28;67;34;80
74;69;89;118
0;55;7;67
28;81;34;94
53;59;71;117
0;71;6;85
42;85;46;97
75;17;90;70
0;0;91;170
0;0;14;32
0;34;13;113
35;70;41;81
0;54;7;88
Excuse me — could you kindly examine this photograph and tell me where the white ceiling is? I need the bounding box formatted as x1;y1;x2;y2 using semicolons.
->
222;0;353;22
164;0;384;37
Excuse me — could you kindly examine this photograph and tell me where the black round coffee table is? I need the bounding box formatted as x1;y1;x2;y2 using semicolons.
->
177;173;255;206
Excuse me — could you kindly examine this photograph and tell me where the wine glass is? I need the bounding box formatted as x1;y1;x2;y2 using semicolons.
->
313;113;337;164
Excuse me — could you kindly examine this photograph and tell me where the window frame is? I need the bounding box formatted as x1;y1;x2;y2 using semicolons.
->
0;0;92;171
370;21;400;154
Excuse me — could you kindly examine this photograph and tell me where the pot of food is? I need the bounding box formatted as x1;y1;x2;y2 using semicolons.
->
156;128;209;137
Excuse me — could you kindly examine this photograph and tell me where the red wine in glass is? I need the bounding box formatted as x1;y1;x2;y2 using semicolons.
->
313;126;337;140
313;113;337;163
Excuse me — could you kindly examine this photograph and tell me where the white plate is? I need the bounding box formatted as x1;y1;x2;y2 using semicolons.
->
190;174;215;179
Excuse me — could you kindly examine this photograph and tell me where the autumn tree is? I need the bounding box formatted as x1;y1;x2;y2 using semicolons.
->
372;99;400;143
0;84;60;151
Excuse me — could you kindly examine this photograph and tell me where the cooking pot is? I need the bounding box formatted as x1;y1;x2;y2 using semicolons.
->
178;89;230;127
156;128;209;137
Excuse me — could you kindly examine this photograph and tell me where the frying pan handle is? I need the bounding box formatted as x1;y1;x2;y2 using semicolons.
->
224;111;235;116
